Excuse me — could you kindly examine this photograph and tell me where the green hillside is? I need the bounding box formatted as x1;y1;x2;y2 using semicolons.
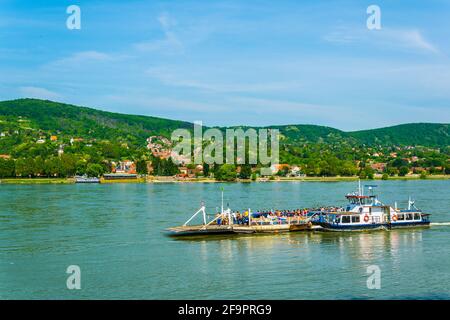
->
0;98;449;179
1;99;449;147
0;98;192;145
347;123;450;147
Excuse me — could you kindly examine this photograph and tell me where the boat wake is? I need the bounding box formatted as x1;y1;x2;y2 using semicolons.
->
431;222;450;226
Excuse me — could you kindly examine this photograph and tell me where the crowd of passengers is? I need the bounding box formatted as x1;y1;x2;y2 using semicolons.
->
215;206;343;225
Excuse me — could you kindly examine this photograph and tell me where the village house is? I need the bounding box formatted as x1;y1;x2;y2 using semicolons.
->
112;160;136;174
147;136;172;159
412;167;426;173
176;165;202;178
50;135;58;141
58;145;64;156
178;166;188;177
370;163;387;173
289;166;302;177
70;137;84;145
0;154;11;159
270;164;290;175
195;164;204;175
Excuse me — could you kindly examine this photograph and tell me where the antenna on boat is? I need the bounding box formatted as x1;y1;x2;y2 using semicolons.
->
201;201;206;224
408;196;415;210
358;179;362;196
221;186;224;214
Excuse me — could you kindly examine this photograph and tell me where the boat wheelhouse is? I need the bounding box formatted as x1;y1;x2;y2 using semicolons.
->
315;183;431;232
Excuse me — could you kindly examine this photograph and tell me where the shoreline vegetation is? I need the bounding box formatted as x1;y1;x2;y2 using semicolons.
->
1;174;449;184
1;100;449;184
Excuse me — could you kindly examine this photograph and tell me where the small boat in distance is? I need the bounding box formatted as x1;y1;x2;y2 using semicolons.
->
74;175;100;183
313;182;431;231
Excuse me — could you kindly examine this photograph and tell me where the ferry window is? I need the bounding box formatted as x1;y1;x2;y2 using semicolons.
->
397;214;404;220
406;214;413;220
414;213;421;220
342;216;351;223
369;207;372;214
352;216;360;223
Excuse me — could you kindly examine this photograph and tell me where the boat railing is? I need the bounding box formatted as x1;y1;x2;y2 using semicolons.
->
249;215;308;226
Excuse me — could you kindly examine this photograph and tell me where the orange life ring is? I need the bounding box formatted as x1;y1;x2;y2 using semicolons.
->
392;214;398;221
364;215;369;222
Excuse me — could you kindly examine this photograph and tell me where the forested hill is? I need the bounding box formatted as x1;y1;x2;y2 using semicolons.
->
0;98;449;148
347;123;450;147
0;98;192;144
266;123;450;147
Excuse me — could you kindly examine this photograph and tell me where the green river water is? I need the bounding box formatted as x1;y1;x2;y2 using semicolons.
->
1;180;449;299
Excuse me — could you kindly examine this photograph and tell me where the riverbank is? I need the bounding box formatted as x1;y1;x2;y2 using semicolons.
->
0;178;74;184
1;174;449;184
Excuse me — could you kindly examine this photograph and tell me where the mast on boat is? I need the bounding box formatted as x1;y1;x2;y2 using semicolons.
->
183;202;207;226
221;187;224;214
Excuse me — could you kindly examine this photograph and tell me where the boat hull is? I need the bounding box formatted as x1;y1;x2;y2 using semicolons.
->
317;221;430;232
167;222;312;236
318;222;387;232
233;224;291;233
166;225;234;236
389;221;431;229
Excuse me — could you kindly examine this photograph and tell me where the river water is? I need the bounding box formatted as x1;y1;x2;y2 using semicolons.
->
1;180;449;299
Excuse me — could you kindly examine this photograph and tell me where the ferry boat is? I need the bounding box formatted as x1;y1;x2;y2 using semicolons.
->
314;183;431;232
74;175;100;183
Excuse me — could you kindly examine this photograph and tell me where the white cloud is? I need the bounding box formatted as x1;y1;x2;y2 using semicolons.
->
53;51;112;64
134;13;184;54
102;94;229;116
19;86;61;100
47;51;113;68
389;29;439;54
145;67;302;93
324;27;440;54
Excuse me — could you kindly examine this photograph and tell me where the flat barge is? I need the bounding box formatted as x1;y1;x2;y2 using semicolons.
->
166;204;314;237
167;225;234;236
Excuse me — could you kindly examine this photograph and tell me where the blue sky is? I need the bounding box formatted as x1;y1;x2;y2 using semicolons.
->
1;0;450;130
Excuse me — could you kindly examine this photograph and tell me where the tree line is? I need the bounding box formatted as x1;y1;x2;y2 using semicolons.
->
0;155;109;178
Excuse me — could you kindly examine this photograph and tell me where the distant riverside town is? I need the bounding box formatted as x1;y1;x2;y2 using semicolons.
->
0;100;449;183
0;131;449;182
